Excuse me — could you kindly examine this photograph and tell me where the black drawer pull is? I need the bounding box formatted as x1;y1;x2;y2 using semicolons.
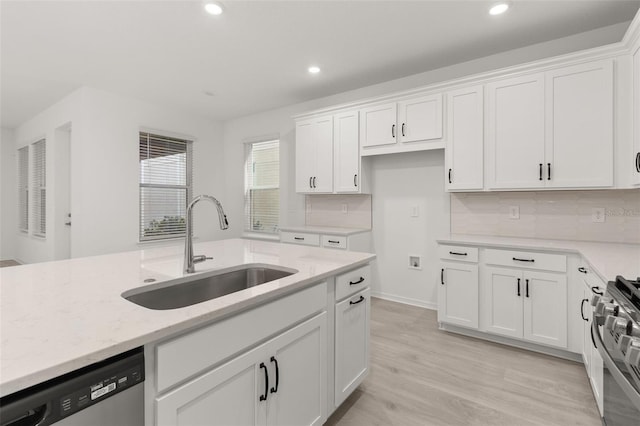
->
513;257;534;263
354;174;358;187
270;356;279;394
294;237;304;241
636;152;640;173
441;268;444;285
449;251;467;256
349;277;365;285
312;176;316;188
578;267;587;274
259;362;269;401
581;299;589;322
539;163;543;181
448;168;452;184
402;123;405;137
350;295;365;305
517;278;521;297
392;124;395;138
309;177;312;188
547;163;551;180
328;240;340;244
591;286;604;296
525;279;530;298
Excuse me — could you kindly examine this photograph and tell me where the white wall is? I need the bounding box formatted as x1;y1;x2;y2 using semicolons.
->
11;87;225;263
0;128;16;260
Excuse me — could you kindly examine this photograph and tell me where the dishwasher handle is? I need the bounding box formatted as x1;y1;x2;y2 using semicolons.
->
0;402;50;426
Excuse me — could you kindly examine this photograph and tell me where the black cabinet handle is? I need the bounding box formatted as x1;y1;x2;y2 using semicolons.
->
270;356;279;394
354;174;358;187
259;362;269;401
636;152;640;173
449;251;467;256
581;298;589;321
578;267;587;274
590;324;597;349
591;286;604;296
539;163;543;181
349;277;365;285
513;257;534;263
441;268;445;285
328;240;340;244
525;279;530;298
402;123;405;137
448;168;452;184
294;237;304;241
312;176;316;188
392;124;395;138
517;278;521;297
547;163;551;180
350;295;365;305
309;177;312;188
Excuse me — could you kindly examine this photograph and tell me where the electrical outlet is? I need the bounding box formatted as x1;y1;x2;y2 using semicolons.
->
509;206;520;220
410;205;419;217
592;207;605;223
341;204;348;214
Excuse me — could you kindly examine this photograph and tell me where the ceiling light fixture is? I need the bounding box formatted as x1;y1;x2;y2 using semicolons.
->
308;66;321;74
489;3;509;15
204;2;223;15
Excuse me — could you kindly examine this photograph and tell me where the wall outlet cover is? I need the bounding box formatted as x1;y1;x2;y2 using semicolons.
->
592;207;605;223
509;205;520;220
411;205;419;217
341;204;348;214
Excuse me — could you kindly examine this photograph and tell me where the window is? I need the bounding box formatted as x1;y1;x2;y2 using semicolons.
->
245;140;279;233
31;139;46;237
17;146;29;232
139;132;192;241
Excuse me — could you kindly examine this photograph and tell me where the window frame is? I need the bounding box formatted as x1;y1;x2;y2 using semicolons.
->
31;139;46;238
17;145;29;233
244;139;280;234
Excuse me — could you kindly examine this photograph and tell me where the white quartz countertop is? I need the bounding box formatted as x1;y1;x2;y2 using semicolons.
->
279;225;371;236
0;238;375;396
437;234;640;282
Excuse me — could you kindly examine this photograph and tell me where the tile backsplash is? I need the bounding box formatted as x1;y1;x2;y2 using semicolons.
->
451;190;640;244
305;194;372;229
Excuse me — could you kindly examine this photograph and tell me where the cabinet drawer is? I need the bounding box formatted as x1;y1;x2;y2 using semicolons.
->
322;235;347;249
437;245;478;263
336;264;371;301
280;231;320;246
484;249;566;272
155;282;327;392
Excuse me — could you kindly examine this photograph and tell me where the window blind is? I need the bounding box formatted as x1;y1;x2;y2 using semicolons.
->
17;146;29;232
244;140;279;233
139;132;192;241
32;139;46;237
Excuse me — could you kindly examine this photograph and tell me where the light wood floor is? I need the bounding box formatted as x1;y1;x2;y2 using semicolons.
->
326;298;600;426
0;260;20;268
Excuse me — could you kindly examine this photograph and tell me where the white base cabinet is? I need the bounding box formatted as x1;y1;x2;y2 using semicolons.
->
633;45;640;185
437;245;479;329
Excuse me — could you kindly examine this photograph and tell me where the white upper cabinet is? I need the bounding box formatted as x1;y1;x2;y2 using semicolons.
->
295;116;333;193
445;85;484;191
486;73;546;189
333;111;361;193
397;94;443;143
359;103;397;148
545;60;613;188
633;46;640;185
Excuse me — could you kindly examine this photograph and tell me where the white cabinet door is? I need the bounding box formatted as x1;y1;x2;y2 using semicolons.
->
483;267;523;339
487;73;545;189
397;94;443;143
313;116;334;193
335;289;370;407
438;262;479;329
156;342;267;426
360;103;397;147
445;85;484;191
581;285;592;374
296;119;316;193
633;46;640;185
591;330;604;416
522;271;568;349
545;60;613;188
267;313;327;426
334;111;360;193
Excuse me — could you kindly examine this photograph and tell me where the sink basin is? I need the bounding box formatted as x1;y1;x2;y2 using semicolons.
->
122;264;297;310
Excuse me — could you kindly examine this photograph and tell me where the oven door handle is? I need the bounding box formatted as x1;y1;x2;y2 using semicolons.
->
591;320;640;412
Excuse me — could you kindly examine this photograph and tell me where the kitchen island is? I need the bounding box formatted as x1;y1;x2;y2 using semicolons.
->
0;237;375;418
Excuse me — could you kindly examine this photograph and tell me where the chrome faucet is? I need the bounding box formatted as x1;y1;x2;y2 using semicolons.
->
184;195;229;273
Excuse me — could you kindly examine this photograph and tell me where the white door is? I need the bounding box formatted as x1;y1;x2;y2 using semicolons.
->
267;313;327;426
522;271;568;348
359;103;397;147
53;123;72;260
545;60;613;188
633;46;640;186
334;111;360;193
334;289;370;408
487;73;545;189
156;342;266;426
483;267;523;339
438;262;479;329
581;284;592;374
397;94;442;143
295;119;316;193
312;116;334;193
445;86;484;191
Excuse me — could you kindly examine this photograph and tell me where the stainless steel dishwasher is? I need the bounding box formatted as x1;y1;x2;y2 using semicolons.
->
0;347;144;426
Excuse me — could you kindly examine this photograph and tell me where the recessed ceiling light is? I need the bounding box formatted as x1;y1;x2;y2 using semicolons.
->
308;66;321;74
204;2;223;15
489;3;509;15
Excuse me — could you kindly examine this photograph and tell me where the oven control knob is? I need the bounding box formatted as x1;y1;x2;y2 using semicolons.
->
605;316;632;335
590;295;602;307
625;338;640;370
595;302;619;325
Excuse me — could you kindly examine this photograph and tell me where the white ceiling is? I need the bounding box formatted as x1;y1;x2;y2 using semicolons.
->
2;0;639;129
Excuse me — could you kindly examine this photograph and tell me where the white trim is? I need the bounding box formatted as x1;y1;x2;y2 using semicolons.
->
242;133;280;145
241;232;280;242
622;9;640;49
370;291;437;310
138;126;196;144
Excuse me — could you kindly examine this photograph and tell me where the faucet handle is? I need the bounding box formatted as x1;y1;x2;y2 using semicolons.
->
192;255;213;264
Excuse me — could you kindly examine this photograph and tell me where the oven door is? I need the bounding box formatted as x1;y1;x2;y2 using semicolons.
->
592;321;640;425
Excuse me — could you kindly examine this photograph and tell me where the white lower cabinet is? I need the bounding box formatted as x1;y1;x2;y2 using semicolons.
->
334;288;370;407
438;262;479;329
579;267;604;416
483;267;568;349
156;313;327;426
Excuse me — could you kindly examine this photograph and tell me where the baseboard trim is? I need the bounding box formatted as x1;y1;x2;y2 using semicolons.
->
371;291;437;310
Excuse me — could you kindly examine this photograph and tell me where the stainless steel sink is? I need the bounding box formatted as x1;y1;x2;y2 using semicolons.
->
122;264;297;310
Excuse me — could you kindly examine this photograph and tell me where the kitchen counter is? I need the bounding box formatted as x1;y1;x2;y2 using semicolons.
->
0;238;375;396
279;225;371;236
438;234;640;282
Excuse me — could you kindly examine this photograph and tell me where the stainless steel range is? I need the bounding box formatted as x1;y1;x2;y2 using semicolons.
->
592;276;640;426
